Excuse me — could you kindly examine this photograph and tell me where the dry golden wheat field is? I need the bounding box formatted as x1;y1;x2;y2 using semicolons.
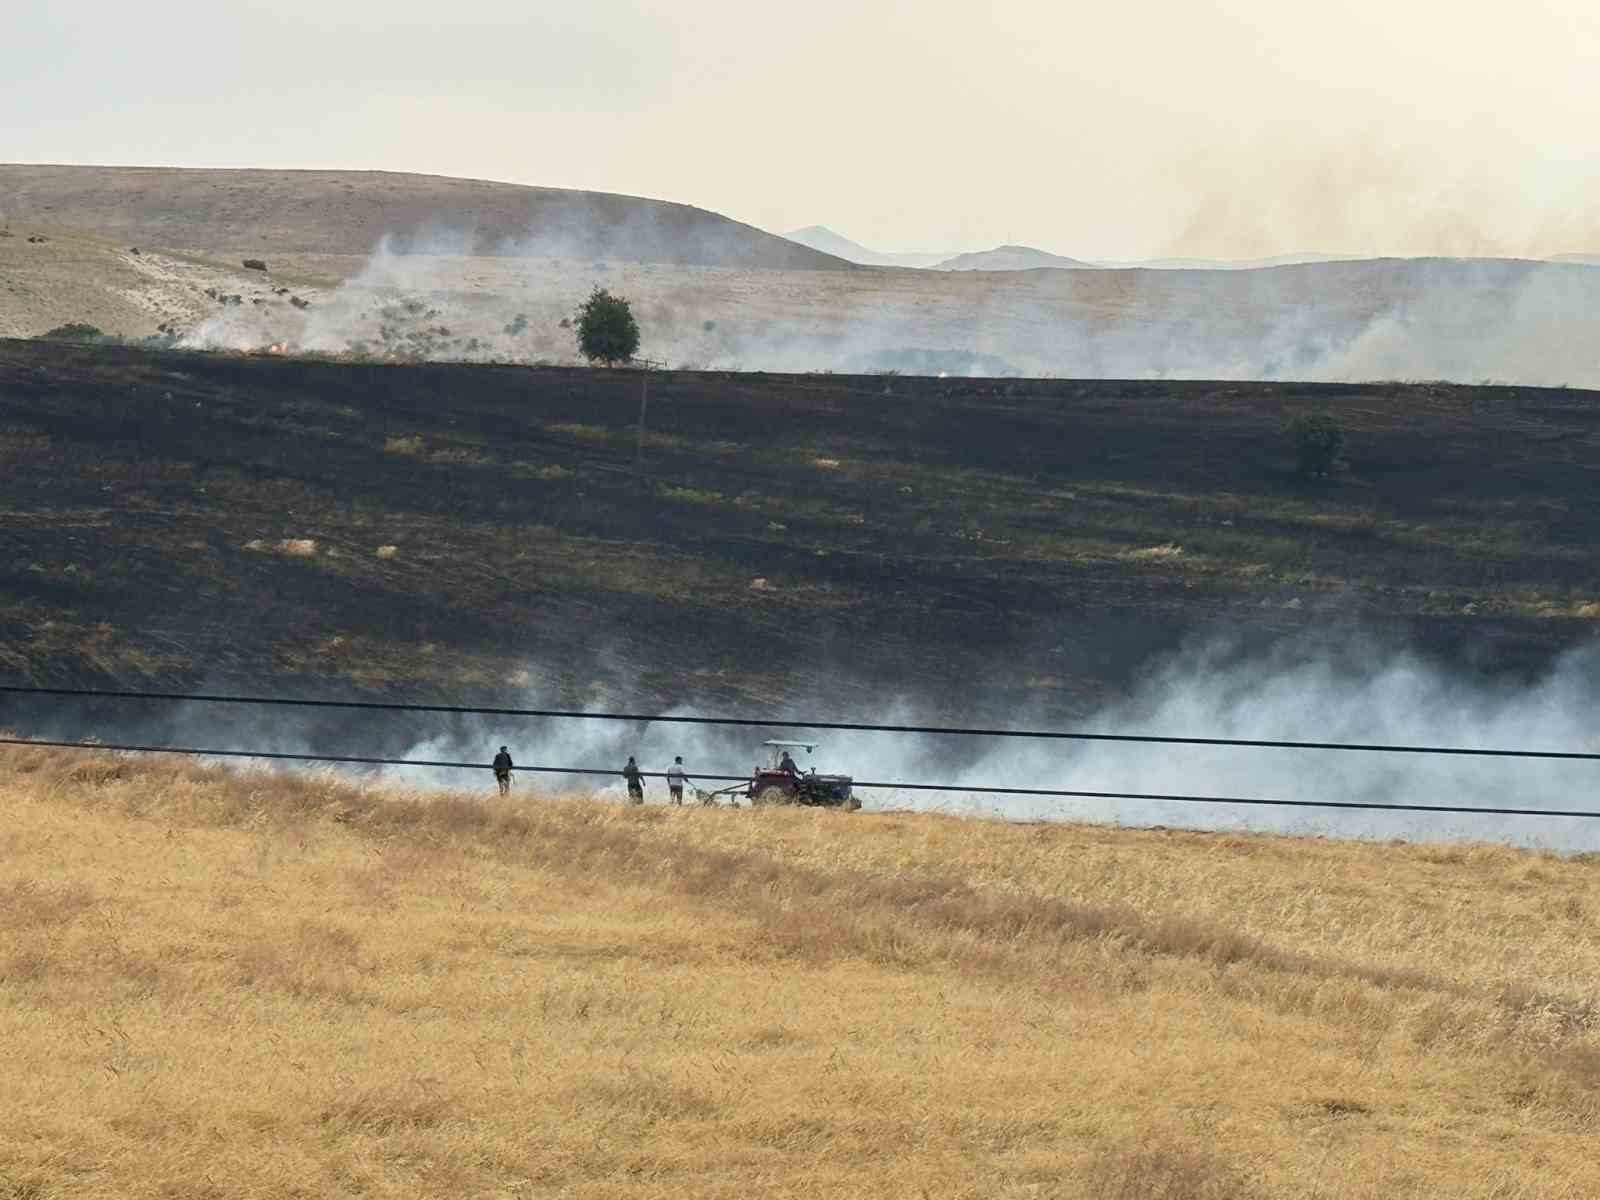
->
3;745;1598;1199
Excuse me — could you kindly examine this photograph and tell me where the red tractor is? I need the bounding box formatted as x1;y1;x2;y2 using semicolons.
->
702;740;860;810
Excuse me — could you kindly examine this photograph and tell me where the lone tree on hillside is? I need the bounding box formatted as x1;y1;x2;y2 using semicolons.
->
574;287;640;365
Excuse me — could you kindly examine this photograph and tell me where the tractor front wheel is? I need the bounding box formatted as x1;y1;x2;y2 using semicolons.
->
753;784;792;807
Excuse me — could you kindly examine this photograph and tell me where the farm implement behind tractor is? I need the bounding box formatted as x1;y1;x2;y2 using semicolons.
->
697;740;860;810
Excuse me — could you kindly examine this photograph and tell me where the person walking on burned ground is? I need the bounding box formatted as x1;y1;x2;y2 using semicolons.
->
492;745;514;796
622;755;645;805
666;755;693;806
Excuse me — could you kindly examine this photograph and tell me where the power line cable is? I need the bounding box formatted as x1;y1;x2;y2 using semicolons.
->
4;683;1600;762
0;735;747;783
3;735;1597;820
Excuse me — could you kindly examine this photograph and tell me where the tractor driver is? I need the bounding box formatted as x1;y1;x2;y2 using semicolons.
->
779;750;803;780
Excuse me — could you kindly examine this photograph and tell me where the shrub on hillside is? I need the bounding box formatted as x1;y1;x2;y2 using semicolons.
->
138;329;181;351
38;322;106;342
574;287;640;365
1287;412;1345;477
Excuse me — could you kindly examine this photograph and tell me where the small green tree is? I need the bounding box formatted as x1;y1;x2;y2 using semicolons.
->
1287;412;1345;478
574;287;639;365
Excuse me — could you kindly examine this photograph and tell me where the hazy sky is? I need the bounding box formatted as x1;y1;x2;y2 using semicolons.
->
7;1;1600;259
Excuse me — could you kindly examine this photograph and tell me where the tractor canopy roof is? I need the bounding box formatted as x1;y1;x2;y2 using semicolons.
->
761;739;817;768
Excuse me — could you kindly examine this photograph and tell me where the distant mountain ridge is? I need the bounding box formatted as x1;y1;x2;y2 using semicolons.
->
780;225;1398;273
932;244;1100;271
781;222;1600;275
1094;252;1365;270
780;227;1355;273
782;225;949;268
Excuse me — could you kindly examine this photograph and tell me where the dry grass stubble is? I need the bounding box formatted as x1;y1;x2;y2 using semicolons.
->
1;745;1597;1197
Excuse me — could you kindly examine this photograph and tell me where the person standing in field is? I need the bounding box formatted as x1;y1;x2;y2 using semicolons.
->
492;746;514;796
622;755;645;805
666;756;691;805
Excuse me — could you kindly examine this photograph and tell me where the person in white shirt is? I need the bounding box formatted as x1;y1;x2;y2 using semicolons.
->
666;756;691;805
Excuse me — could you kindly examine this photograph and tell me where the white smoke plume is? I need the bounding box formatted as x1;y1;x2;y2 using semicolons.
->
177;223;1600;387
16;631;1600;853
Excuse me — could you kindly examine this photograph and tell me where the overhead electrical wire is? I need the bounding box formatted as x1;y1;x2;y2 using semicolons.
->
2;735;1597;821
3;683;1599;761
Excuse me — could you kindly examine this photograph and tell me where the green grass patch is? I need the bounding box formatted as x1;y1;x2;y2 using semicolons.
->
658;484;723;505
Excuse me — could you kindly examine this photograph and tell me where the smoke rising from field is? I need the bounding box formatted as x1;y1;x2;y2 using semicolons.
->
472;630;1600;853
179;215;1600;387
1155;134;1600;263
14;631;1600;853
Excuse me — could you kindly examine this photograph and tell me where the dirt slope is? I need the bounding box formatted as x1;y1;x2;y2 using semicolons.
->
138;248;1600;385
0;221;313;340
0;165;851;269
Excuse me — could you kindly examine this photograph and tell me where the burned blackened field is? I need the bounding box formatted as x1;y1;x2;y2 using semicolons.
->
2;337;1599;719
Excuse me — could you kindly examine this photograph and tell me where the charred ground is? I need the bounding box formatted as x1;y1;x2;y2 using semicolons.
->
2;337;1599;721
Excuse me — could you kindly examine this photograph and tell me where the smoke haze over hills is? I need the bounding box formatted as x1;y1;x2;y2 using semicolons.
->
5;166;1600;388
173;233;1600;389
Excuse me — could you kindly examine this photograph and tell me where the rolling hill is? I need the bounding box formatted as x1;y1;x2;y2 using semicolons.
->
0;165;851;270
5;167;1600;390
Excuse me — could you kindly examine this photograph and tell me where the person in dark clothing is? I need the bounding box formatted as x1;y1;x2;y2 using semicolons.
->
622;756;645;805
778;750;803;780
492;746;513;796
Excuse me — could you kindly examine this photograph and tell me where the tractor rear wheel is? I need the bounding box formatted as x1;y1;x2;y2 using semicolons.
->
753;784;792;806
